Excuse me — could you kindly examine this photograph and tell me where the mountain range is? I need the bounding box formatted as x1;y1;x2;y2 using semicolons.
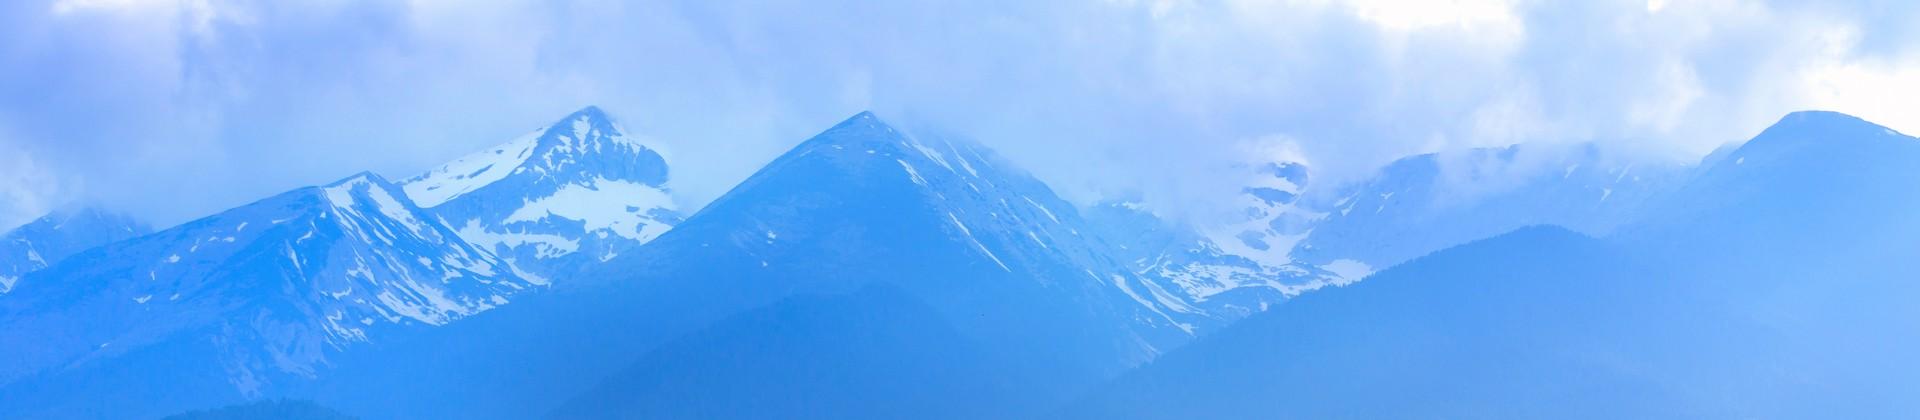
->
1068;111;1920;419
0;107;680;418
2;107;1917;419
307;111;1209;419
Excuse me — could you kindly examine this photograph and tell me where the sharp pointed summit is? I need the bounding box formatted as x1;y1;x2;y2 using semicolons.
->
738;111;932;178
403;106;681;282
572;104;610;120
567;108;1209;400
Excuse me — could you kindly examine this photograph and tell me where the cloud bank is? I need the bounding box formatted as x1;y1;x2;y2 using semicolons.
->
2;0;1917;229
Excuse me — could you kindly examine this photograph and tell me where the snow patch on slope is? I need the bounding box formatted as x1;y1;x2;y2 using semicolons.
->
946;212;1011;272
1321;259;1374;283
504;178;676;242
455;220;577;262
405;130;542;208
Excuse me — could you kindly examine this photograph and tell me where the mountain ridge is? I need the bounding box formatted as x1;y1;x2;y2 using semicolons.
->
0;207;151;293
0;170;534;419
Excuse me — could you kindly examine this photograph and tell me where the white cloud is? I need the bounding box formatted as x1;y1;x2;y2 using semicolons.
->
51;0;240;36
3;0;1920;228
0;136;61;230
1625;59;1705;135
1805;60;1920;136
1343;0;1520;33
49;0;160;15
1799;25;1920;136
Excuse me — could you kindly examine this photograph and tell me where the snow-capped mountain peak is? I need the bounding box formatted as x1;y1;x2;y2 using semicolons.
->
404;106;668;208
402;106;682;281
539;105;657;155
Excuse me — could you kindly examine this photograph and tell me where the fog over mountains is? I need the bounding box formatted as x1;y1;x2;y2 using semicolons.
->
2;108;1917;419
1072;111;1920;419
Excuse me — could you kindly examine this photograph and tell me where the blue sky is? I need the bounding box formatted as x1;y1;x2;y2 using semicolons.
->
2;0;1918;230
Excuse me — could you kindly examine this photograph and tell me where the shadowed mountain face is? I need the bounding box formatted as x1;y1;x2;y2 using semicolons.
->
162;399;357;420
1612;111;1920;418
1068;227;1785;419
549;286;1039;420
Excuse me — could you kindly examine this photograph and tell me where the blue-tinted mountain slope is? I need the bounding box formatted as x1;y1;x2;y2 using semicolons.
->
1072;111;1920;420
549;285;1039;419
1068;227;1729;419
1293;143;1680;269
0;207;150;293
0;173;532;419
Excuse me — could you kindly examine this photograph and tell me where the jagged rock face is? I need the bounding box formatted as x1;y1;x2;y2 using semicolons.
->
1222;162;1315;258
0;172;531;410
0;208;151;293
403;106;681;283
1084;159;1353;325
